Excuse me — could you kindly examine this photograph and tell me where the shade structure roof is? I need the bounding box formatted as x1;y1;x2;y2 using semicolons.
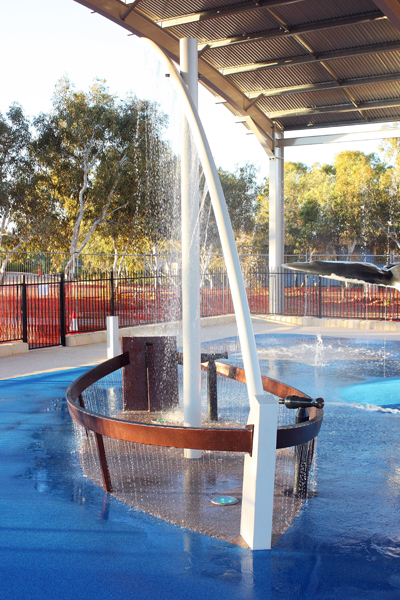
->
75;0;400;153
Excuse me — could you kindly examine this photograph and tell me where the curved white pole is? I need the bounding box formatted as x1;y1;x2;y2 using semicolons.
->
143;38;264;400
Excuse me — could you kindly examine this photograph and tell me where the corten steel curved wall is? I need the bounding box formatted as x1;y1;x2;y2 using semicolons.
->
67;352;323;492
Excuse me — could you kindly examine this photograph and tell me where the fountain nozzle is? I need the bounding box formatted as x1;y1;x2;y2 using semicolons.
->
279;395;324;409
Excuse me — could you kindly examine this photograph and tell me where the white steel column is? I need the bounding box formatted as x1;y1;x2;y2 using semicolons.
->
240;393;278;550
180;38;202;459
269;132;284;314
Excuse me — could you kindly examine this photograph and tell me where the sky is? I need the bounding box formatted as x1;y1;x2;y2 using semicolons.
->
0;0;395;183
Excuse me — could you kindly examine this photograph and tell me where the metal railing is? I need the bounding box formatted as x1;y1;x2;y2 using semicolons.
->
1;266;400;349
3;250;398;279
66;352;323;495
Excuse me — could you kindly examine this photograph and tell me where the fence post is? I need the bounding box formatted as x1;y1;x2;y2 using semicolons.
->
59;273;66;346
318;276;322;318
21;275;28;344
110;270;115;316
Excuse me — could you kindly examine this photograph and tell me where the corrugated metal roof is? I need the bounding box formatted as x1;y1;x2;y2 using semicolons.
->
83;0;400;135
361;106;400;120
258;88;353;113
138;0;249;22
167;10;278;43
205;37;306;69
275;0;381;28
324;52;400;79
349;81;400;102
279;110;367;130
227;62;335;92
301;19;400;54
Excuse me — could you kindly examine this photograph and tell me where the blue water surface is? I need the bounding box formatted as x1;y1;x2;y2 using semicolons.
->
1;334;400;600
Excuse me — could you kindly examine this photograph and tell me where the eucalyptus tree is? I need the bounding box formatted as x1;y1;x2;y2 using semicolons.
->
0;104;58;282
98;140;180;280
33;78;173;279
278;155;392;258
330;151;391;255
199;163;261;262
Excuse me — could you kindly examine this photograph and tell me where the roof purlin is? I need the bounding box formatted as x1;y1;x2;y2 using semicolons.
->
197;11;385;50
221;40;400;75
245;72;400;98
72;0;400;140
269;97;400;119
73;0;276;153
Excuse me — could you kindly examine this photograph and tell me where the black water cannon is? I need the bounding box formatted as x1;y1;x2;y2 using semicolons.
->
279;395;324;410
200;352;229;363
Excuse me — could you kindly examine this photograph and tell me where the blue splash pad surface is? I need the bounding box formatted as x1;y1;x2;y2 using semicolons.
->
1;340;400;599
338;377;400;408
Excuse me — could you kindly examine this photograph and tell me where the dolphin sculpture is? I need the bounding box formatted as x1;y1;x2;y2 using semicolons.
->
282;260;400;291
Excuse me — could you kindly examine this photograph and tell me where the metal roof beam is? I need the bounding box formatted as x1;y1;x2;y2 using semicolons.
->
284;116;400;130
199;11;384;50
246;72;400;98
269;97;400;119
157;0;304;28
73;0;275;154
121;0;142;21
277;128;400;146
222;40;400;75
373;1;400;32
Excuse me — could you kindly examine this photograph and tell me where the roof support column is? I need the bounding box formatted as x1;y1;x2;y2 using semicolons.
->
269;134;285;314
180;37;202;458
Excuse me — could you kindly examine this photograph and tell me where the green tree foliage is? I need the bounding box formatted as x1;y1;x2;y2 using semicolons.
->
378;131;400;253
258;153;394;259
4;77;400;277
278;161;333;256
33;78;176;278
0;104;58;282
200;163;261;258
329;151;390;255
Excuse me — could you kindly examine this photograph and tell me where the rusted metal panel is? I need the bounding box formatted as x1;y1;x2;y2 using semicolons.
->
67;352;130;399
95;432;113;492
213;360;324;449
67;352;323;462
122;337;149;411
122;336;179;412
68;402;254;453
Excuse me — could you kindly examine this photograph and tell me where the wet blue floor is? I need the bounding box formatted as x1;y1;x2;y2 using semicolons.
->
1;335;400;599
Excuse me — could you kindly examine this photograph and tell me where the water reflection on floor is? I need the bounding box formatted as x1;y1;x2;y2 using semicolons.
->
0;333;400;599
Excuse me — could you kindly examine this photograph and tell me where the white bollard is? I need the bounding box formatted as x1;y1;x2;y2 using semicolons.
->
107;316;120;359
240;393;278;550
70;311;78;332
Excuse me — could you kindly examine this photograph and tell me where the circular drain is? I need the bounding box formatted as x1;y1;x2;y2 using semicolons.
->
211;496;238;506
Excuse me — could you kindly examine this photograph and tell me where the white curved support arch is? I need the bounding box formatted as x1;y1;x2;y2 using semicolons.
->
142;37;264;401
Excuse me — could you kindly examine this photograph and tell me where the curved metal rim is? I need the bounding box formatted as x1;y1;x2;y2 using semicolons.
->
210;361;324;449
66;352;323;453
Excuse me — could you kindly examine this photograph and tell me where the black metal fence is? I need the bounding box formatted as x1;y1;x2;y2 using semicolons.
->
1;267;399;350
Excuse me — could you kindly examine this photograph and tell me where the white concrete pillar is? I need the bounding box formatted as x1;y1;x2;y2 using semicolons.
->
240;393;278;550
180;38;202;459
269;133;285;314
107;316;120;359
